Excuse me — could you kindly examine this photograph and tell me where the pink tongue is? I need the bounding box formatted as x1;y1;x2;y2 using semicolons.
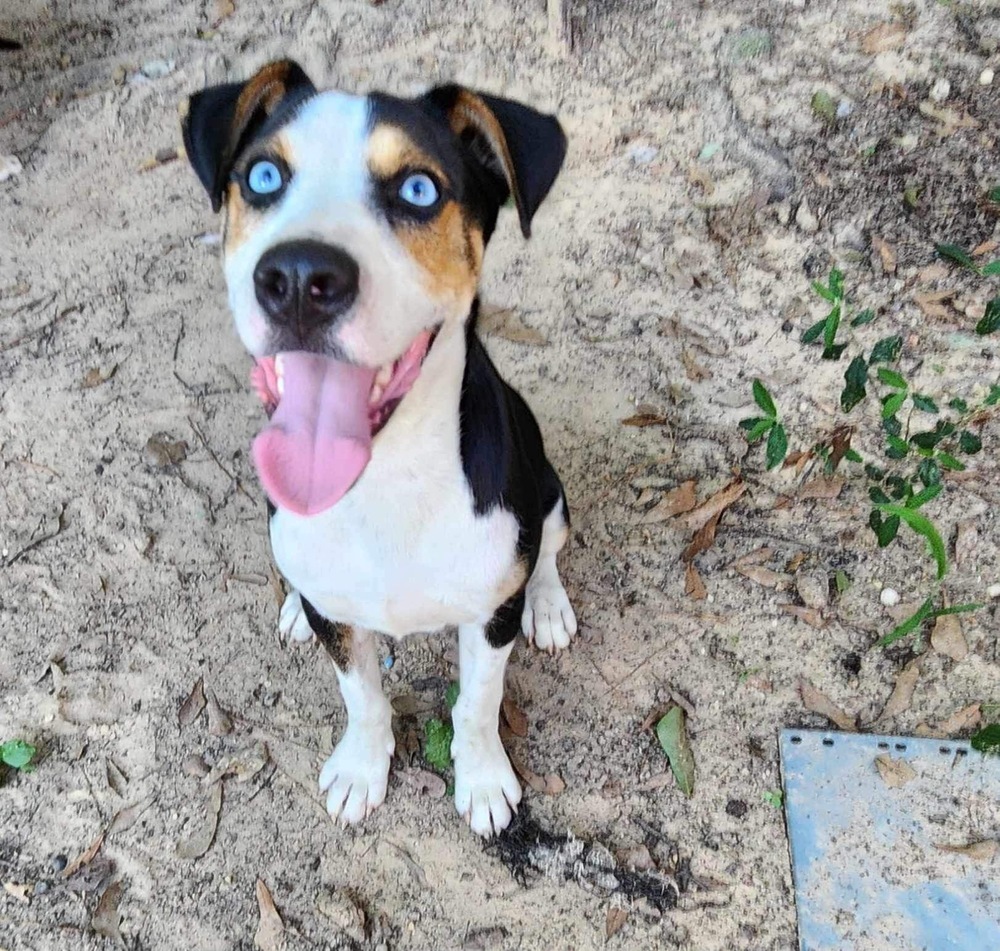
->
251;352;376;516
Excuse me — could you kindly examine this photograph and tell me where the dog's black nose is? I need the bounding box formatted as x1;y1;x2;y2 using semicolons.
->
253;240;360;331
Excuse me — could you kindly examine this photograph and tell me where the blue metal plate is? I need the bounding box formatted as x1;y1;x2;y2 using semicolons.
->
779;728;1000;951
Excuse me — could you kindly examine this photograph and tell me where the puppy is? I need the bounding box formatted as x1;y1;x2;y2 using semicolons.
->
182;60;575;836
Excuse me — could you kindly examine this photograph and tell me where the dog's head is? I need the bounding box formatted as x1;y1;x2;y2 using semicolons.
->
182;61;565;515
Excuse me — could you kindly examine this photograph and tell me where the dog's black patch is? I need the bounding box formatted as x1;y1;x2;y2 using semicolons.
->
300;596;351;670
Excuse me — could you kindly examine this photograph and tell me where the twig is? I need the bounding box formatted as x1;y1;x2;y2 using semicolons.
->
3;503;67;567
547;0;572;53
0;303;80;353
188;416;253;501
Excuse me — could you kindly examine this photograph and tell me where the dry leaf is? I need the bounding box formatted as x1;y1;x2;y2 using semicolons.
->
144;433;187;467
178;678;206;727
479;305;547;346
398;767;447;798
685;563;707;601
913;288;957;321
875;754;916;788
681;510;720;563
63;831;105;879
82;365;118;388
254;879;285;951
680;479;746;533
105;758;128;796
206;689;233;736
509;752;565;795
973;239;999;257
64;856;115;895
621;412;668;427
931;613;967;662
860;21;907;54
606;906;628;939
933;703;981;735
934;840;998;862
736;565;792;588
215;0;236;21
3;881;30;903
954;520;977;568
799;680;857;731
798;477;845;500
176;782;222;859
203;742;268;785
682;349;711;381
91;880;125;944
872;236;897;273
501;696;528;737
781;604;826;628
732;547;773;569
108;796;155;836
918;101;979;136
879;657;921;721
641;480;697;523
616;844;655;871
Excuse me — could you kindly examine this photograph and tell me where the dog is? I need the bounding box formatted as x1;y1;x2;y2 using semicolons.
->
182;60;575;837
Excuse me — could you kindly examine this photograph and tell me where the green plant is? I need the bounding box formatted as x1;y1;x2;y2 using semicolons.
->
424;718;454;771
762;789;783;809
740;261;998;647
1;739;36;771
970;724;1000;756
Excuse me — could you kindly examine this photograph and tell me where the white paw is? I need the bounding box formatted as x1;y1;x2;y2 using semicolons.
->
319;718;394;825
279;590;314;644
521;561;577;653
452;733;522;838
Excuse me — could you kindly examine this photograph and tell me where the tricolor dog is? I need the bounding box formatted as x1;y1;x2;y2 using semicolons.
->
182;60;574;836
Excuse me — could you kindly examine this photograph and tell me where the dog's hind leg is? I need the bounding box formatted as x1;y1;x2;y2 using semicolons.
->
278;589;314;643
521;478;576;653
300;599;394;826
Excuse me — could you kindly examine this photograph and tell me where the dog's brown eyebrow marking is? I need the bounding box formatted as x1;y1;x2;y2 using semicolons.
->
367;123;448;183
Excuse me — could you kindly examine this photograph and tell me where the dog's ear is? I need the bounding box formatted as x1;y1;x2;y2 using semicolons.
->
425;85;566;238
181;60;316;212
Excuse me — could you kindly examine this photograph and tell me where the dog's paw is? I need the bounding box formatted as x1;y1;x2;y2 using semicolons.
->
452;734;522;837
521;562;577;653
319;720;395;826
279;590;314;644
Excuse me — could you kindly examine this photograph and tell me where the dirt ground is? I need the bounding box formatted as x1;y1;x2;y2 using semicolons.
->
2;1;1000;949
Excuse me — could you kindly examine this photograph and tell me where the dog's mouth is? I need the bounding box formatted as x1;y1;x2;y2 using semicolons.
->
248;330;436;516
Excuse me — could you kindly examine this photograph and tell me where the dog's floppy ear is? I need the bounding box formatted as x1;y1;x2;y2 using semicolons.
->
181;60;316;212
426;85;566;238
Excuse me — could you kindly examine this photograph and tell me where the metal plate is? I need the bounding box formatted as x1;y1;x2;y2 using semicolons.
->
779;728;1000;951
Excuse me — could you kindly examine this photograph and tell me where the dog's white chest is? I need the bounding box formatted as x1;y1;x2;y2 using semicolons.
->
268;420;521;637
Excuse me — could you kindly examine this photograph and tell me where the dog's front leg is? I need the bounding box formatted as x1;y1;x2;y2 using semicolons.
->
452;606;523;837
303;602;394;825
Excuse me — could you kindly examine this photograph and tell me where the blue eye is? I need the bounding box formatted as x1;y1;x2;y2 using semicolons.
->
399;173;439;208
247;160;284;195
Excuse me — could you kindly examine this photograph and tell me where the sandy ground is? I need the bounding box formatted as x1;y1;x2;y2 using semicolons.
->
2;1;1000;949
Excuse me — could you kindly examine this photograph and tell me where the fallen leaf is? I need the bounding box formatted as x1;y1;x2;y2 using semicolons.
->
176;782;222;859
931;613;967;662
501;696;528;737
63;831;105;879
879;657;922;721
91;880;125;944
680;479;746;533
64;856;115;895
682;349;711;381
105;758;128;796
872;236;897;273
203;742;268;785
508;752;565;795
932;703;981;735
860;21;907;54
736;565;792;588
178;678;206;727
641;480;697;523
315;888;366;943
182;754;210;778
684;563;707;600
913;288;957;321
781;604;826;628
934;840;998;862
107;796;155;836
3;881;30;903
215;0;236;22
398;767;446;798
616;844;655;871
799;680;857;731
681;509;721;563
144;433;187;467
954;520;977;568
391;694;434;716
918;101;979;136
655;706;695;797
798;477;845;500
479;304;547;346
606;906;629;939
731;547;773;569
875;753;916;788
973;239;999;258
622;412;668;427
82;364;118;389
254;879;285;951
206;689;233;736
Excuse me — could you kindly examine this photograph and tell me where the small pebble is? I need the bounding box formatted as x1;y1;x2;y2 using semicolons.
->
836;99;854;119
383;654;394;669
0;155;23;183
987;583;1000;600
929;78;951;102
795;201;819;233
880;587;900;607
50;854;68;873
980;68;994;86
34;880;51;895
627;144;658;165
725;799;748;818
